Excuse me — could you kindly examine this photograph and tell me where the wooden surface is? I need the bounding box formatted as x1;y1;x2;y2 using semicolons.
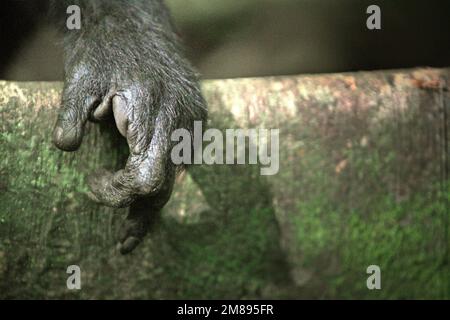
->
0;68;449;299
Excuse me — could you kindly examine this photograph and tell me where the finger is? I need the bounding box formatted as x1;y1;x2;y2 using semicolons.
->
91;90;115;122
117;212;149;255
117;237;141;255
53;91;99;152
117;217;147;255
86;90;163;207
87;155;160;208
117;191;165;255
89;98;174;207
112;95;129;138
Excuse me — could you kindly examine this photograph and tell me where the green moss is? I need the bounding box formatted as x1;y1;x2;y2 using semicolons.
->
157;206;285;299
289;125;449;299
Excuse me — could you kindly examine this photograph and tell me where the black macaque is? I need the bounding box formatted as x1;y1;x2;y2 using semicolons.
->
47;0;206;254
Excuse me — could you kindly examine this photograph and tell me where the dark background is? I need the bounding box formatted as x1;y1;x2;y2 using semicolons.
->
1;0;450;80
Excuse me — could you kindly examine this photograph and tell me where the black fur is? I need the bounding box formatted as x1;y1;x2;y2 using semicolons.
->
49;0;207;254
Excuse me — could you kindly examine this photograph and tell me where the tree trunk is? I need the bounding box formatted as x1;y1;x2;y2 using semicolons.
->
0;68;449;299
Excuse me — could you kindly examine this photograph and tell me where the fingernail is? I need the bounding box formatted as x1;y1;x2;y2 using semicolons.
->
52;125;81;152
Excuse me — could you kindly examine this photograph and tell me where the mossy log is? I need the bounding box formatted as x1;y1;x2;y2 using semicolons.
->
0;68;449;299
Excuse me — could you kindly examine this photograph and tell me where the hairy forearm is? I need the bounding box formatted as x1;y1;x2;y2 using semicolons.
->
49;0;173;32
49;0;191;82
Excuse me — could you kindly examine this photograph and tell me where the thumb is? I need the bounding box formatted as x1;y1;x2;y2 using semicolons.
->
52;92;99;152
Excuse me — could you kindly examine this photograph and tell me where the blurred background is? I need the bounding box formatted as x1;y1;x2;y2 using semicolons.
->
1;0;450;81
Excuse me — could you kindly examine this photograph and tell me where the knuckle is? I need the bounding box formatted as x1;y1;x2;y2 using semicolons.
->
135;175;165;196
58;105;79;124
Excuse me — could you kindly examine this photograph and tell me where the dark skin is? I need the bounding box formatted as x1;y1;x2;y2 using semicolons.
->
50;0;207;254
